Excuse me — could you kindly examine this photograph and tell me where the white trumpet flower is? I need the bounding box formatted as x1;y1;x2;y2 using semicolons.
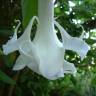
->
3;0;90;80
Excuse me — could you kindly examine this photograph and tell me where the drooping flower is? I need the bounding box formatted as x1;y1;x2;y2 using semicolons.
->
3;0;90;80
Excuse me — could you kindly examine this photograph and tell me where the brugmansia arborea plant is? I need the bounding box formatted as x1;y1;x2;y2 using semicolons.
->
3;0;90;80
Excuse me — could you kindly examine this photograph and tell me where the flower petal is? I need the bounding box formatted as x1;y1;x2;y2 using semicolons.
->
45;60;77;80
19;16;39;41
13;48;40;74
3;20;21;55
3;31;18;55
63;60;77;76
19;41;40;62
38;50;64;80
54;21;90;60
13;54;30;70
27;62;40;74
3;16;39;55
19;40;40;73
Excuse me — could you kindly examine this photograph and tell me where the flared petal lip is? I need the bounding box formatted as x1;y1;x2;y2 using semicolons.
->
54;20;90;60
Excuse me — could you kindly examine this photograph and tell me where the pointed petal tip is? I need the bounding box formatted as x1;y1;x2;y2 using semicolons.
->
63;60;77;76
3;44;13;55
2;45;8;55
2;32;18;55
72;69;77;77
12;67;19;71
80;43;90;60
71;65;77;77
12;64;25;71
2;42;18;55
12;65;21;71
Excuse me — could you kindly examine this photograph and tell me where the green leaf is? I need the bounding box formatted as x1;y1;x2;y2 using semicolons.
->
21;0;38;27
0;70;16;85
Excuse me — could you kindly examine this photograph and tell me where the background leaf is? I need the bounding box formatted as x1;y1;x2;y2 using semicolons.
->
21;0;38;27
0;70;16;85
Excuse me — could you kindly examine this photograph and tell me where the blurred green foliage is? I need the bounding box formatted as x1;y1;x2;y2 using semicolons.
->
21;0;38;27
1;0;96;96
0;70;16;85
